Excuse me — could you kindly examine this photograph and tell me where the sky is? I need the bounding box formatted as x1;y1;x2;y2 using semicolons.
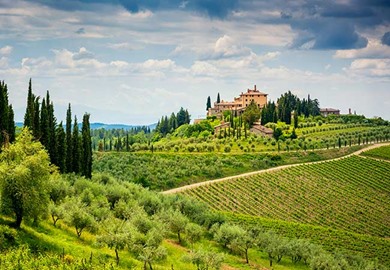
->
0;0;389;124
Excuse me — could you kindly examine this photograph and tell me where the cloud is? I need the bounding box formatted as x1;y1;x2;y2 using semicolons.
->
382;32;390;46
72;47;95;60
75;27;85;34
107;42;142;50
312;23;368;50
346;59;390;77
276;0;390;50
0;45;13;55
30;0;239;18
202;35;251;60
334;39;390;58
0;57;9;69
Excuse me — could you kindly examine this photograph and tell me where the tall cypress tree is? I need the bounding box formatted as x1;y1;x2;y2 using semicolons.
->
56;121;66;173
217;92;221;103
0;81;8;146
7;105;15;144
65;104;73;173
72;116;81;174
24;78;33;129
206;96;211;111
0;81;15;147
81;113;92;179
33;96;40;139
46;92;57;166
185;109;191;124
40;97;49;149
176;107;186;126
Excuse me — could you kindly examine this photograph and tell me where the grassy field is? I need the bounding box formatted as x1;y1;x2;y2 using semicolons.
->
180;155;390;265
93;146;364;190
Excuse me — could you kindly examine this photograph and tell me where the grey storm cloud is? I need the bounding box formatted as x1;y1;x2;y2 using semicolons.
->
29;0;390;50
30;0;239;18
277;0;389;50
75;27;85;34
382;32;390;46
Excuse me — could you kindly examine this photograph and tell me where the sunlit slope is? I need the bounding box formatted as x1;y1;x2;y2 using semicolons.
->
182;156;390;238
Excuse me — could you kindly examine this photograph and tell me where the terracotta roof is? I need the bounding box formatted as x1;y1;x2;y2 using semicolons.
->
320;108;340;112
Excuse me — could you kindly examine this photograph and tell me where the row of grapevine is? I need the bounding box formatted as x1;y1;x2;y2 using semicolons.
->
361;145;390;161
181;156;390;238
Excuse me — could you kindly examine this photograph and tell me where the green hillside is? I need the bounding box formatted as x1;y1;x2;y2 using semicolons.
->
181;155;390;265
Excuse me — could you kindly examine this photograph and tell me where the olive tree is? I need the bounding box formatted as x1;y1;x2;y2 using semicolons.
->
97;217;133;266
0;128;52;228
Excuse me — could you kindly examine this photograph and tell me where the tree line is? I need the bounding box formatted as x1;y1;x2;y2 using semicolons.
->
3;79;92;178
92;127;151;152
261;91;320;126
0;81;16;148
155;107;191;136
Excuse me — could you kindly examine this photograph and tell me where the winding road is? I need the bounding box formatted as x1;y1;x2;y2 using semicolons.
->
162;142;390;195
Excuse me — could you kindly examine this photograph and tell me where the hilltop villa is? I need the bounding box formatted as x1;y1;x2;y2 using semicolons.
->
208;85;267;117
320;108;340;117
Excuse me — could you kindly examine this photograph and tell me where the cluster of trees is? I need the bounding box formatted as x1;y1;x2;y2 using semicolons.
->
93;127;151;152
261;91;320;125
155;107;191;136
0;81;15;148
209;223;385;269
23;79;92;177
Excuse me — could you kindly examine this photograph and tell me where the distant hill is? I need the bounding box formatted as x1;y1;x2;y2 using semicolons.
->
89;122;157;130
16;122;157;131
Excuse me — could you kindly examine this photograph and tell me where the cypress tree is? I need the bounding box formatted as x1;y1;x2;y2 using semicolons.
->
185;109;190;124
217;92;221;103
176;107;186;126
7;105;15;144
46;92;57;166
169;112;177;131
72;116;81;174
81;113;92;178
0;81;15;147
40;97;49;149
0;81;8;146
33;96;40;139
65;104;73;173
206;96;211;111
56;121;66;173
24;78;33;128
294;112;298;129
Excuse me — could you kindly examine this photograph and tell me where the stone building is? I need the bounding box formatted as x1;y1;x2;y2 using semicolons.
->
320;108;340;117
208;85;267;117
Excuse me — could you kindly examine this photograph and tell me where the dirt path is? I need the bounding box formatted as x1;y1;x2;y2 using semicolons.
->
162;142;390;195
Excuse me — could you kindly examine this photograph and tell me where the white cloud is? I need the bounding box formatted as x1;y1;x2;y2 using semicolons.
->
72;47;95;60
191;61;219;76
212;35;251;58
347;59;390;77
0;57;9;69
334;39;390;59
107;42;143;50
141;59;176;70
0;46;13;55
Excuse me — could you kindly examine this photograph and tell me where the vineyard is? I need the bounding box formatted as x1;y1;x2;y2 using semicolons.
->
361;145;390;161
181;156;390;238
225;213;390;266
93;146;362;190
